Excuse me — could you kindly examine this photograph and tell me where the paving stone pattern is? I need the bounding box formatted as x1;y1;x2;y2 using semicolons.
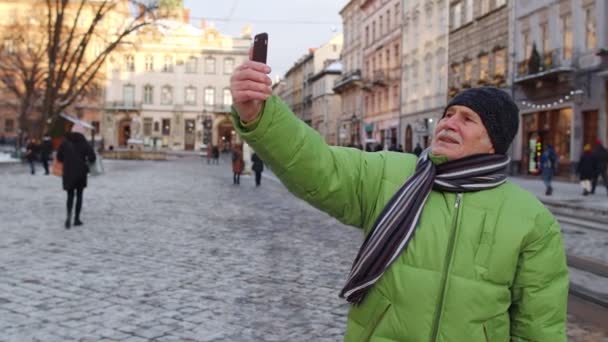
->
0;158;605;341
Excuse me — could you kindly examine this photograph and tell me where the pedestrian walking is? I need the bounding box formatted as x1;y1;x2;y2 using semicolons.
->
40;134;53;175
212;145;220;165
251;152;264;187
413;142;423;156
231;58;568;342
591;139;608;195
577;144;595;196
206;143;213;164
540;144;557;195
25;138;39;175
231;144;244;185
56;124;96;229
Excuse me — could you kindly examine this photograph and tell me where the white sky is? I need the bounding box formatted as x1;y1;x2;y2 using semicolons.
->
182;0;348;79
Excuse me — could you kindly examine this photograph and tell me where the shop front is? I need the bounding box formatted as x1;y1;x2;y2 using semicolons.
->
521;108;572;175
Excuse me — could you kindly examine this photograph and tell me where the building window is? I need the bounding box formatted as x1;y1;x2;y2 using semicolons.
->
372;20;376;41
143;118;152;136
464;0;473;23
585;6;596;50
185;86;196;105
161;86;173;105
463;60;473;83
224;58;234;74
124;55;135;72
162;119;171;136
436;50;446;92
3;39;14;54
451;63;461;85
494;49;506;78
379;15;383;35
561;14;572;60
5;119;14;133
205;57;216;74
451;2;462;30
392;85;399;110
143;85;153;104
185;57;197;73
365;26;369;46
479;55;489;81
395;3;399;25
145;55;154;71
123;85;135;106
540;22;549;55
223;88;232;106
163;55;174;72
480;0;490;15
154;121;159;132
387;9;391;30
522;30;531;59
204;87;215;106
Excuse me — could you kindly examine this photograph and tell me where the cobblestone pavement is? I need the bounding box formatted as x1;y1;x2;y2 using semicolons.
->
0;158;606;341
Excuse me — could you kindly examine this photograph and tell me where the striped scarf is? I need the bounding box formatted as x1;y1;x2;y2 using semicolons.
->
340;150;511;304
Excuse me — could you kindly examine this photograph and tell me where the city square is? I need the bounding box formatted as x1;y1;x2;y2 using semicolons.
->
1;157;607;341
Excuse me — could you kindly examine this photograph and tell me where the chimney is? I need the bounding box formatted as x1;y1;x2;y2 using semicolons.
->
200;19;207;29
182;9;190;24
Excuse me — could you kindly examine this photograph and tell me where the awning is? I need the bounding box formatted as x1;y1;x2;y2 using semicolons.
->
59;112;95;130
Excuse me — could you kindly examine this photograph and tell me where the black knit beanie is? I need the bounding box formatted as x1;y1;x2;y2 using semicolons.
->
443;87;519;154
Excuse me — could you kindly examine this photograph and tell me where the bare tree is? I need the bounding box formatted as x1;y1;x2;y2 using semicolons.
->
0;15;48;147
42;0;158;133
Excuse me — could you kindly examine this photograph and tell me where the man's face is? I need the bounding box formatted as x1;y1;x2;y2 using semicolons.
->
430;105;495;160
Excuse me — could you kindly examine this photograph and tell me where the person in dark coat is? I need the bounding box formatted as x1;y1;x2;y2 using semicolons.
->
231;144;244;185
413;143;423;157
251;152;264;186
25;138;39;175
591;139;608;195
212;145;220;165
56;124;96;229
40;135;53;175
540;145;557;195
577;144;596;196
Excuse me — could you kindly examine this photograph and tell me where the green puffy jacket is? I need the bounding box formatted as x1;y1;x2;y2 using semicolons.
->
232;96;569;342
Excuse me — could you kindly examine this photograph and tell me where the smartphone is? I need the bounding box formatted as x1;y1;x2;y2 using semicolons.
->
252;32;268;64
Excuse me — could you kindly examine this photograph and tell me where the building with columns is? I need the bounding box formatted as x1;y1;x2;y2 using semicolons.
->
512;0;607;176
102;1;250;151
400;0;449;153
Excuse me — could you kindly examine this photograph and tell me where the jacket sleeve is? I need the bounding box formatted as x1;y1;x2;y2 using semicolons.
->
56;142;65;162
509;216;569;342
232;95;387;229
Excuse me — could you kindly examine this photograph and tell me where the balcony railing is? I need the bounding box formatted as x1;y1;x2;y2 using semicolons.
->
515;49;574;83
373;70;387;86
105;101;142;110
333;69;362;93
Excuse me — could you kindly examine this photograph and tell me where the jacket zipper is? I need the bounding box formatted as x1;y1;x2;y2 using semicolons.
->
430;193;463;342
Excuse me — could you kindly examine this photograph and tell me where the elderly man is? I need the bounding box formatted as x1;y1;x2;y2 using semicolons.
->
230;60;568;341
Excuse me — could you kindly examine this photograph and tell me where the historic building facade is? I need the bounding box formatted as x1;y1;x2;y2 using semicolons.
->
333;0;364;147
513;0;607;176
399;0;449;153
102;3;250;151
360;0;403;150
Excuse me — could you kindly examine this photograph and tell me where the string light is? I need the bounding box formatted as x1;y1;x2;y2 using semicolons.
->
520;89;583;110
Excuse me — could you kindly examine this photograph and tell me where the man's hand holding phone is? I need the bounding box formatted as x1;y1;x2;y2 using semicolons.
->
230;33;271;123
